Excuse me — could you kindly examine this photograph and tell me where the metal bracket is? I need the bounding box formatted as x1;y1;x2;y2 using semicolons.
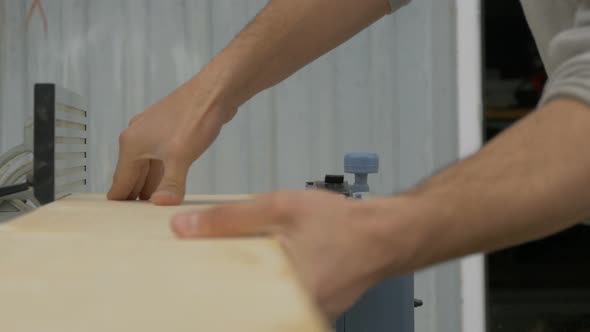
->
0;83;88;222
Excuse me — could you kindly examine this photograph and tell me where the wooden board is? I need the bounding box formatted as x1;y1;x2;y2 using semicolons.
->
0;194;253;239
0;194;329;332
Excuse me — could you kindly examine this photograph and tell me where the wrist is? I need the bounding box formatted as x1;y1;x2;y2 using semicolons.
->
178;82;236;125
183;64;243;123
364;193;443;280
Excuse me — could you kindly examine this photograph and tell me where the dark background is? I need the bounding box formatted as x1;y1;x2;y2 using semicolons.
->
483;2;590;331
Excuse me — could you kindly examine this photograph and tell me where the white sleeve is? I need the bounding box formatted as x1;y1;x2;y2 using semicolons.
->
539;1;590;106
387;0;411;13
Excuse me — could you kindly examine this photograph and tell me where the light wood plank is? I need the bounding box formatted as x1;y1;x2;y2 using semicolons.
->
0;193;328;332
1;193;251;238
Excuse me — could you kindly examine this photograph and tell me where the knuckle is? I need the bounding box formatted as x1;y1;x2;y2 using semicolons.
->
118;129;137;146
166;138;190;160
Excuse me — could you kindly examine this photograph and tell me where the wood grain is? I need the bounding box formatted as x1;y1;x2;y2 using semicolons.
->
0;194;329;332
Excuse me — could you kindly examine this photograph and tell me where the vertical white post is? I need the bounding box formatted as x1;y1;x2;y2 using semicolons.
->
456;0;486;332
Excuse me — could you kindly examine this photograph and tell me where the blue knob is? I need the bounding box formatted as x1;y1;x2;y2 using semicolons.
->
344;153;379;174
344;153;379;193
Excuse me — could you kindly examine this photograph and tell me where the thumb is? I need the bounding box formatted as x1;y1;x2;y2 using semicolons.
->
171;198;271;238
150;160;190;206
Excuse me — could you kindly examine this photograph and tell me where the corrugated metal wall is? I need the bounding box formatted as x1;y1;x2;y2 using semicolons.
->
0;1;462;331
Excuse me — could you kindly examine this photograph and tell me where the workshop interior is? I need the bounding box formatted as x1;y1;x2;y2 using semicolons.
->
0;0;587;331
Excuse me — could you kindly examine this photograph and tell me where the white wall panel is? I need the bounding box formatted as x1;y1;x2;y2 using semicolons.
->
209;0;252;193
0;1;27;152
0;1;467;331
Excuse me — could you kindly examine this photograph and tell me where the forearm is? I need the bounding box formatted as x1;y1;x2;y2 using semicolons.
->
379;98;590;276
188;0;391;117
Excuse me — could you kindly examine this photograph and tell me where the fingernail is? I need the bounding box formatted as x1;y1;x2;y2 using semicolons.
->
173;213;200;236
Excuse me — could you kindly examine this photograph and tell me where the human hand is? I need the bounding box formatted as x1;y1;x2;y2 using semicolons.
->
170;190;402;319
107;79;235;205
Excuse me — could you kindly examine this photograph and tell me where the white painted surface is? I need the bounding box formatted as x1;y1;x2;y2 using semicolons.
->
456;0;486;332
0;1;466;331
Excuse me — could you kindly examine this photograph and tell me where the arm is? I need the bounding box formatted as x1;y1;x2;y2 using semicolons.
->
202;0;396;114
376;98;590;276
171;98;590;318
107;0;399;205
385;0;590;273
170;1;590;320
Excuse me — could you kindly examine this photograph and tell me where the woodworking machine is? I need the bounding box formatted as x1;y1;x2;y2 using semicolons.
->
0;84;88;222
1;87;420;331
307;153;421;332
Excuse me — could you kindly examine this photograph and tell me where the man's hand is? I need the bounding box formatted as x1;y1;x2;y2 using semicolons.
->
170;190;404;319
169;98;590;321
108;0;392;205
107;80;233;205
